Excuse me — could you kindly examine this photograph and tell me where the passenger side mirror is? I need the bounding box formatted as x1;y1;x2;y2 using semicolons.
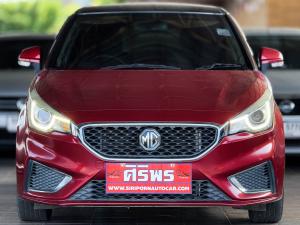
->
18;46;40;73
259;47;284;73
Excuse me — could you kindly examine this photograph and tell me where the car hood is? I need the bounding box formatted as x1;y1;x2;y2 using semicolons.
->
0;69;35;97
35;70;266;125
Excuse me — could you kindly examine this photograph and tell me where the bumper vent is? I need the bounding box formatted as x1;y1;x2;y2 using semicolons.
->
27;161;71;193
70;180;230;202
229;161;275;193
80;124;219;160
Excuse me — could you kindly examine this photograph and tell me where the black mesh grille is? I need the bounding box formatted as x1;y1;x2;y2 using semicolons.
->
81;125;218;159
230;161;275;193
27;161;68;193
70;180;230;202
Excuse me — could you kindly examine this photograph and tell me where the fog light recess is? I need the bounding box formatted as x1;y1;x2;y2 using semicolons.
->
27;160;72;193
229;161;275;194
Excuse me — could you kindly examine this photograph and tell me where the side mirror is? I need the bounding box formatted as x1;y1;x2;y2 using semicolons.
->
18;46;40;68
259;47;284;73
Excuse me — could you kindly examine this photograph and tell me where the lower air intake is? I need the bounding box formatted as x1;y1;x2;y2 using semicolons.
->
229;161;275;193
70;180;230;201
27;161;71;193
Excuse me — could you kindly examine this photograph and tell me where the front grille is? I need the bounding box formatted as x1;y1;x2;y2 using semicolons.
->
229;161;275;193
70;180;230;202
27;161;71;193
80;124;219;159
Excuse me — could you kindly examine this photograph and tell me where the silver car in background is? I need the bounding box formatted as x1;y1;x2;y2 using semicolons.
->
0;34;54;149
246;28;300;154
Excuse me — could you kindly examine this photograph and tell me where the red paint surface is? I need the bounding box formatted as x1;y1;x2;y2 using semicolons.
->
18;46;40;63
16;105;285;206
15;69;285;207
260;47;284;64
34;70;266;125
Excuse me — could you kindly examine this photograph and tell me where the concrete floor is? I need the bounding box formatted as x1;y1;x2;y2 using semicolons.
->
0;151;299;225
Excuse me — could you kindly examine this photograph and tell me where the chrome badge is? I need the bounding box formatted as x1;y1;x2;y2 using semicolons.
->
279;100;295;114
139;129;161;151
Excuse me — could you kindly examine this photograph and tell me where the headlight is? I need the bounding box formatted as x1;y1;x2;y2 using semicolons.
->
226;88;274;135
28;89;72;133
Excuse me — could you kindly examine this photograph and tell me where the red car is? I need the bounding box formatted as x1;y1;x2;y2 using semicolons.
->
16;3;285;223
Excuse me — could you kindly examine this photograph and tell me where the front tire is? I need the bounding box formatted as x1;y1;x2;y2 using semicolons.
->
248;198;283;223
17;197;52;221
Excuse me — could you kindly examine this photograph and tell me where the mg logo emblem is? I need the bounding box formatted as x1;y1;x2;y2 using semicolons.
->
139;129;161;151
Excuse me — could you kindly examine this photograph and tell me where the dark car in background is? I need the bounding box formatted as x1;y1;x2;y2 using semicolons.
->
0;34;54;148
246;28;300;154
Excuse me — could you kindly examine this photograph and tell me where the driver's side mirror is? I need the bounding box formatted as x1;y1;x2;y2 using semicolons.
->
259;47;284;73
18;46;40;73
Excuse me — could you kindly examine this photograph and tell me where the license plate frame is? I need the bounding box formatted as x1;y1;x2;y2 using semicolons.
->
106;163;192;194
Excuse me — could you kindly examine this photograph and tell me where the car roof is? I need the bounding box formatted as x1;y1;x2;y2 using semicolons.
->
244;27;300;36
76;2;225;15
0;33;55;42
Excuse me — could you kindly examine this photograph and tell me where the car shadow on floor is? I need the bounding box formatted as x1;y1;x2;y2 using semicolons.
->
50;207;234;225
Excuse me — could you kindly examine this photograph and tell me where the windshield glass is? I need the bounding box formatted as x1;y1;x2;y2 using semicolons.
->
247;35;300;69
49;13;249;70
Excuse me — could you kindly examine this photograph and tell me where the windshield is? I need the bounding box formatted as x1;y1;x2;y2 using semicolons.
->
49;13;249;70
247;35;300;69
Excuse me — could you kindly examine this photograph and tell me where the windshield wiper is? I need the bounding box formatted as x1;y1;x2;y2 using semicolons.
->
195;63;246;70
100;63;181;70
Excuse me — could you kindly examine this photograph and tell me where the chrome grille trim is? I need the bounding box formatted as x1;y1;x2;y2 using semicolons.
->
78;123;222;162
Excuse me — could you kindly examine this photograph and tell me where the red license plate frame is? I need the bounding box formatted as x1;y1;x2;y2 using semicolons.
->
106;163;192;194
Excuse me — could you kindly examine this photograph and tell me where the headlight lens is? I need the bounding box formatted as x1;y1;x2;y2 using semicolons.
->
28;89;72;133
34;108;52;125
227;88;274;135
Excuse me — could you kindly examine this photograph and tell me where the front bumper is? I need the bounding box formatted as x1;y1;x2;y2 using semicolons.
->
16;120;285;207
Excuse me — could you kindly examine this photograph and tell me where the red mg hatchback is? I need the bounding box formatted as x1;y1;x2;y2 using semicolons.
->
16;3;285;223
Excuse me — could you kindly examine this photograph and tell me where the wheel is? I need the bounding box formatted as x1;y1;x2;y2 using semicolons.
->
248;198;283;223
17;197;52;221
